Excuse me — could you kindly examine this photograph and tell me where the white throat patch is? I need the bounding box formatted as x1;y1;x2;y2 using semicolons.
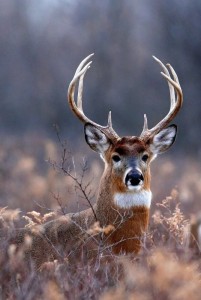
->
114;190;152;209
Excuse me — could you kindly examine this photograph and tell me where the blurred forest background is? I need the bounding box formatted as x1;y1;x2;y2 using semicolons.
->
0;0;201;214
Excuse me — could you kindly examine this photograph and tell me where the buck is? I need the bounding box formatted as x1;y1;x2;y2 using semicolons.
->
13;54;183;268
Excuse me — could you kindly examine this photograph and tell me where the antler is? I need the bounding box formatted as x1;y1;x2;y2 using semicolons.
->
68;54;120;142
140;56;183;141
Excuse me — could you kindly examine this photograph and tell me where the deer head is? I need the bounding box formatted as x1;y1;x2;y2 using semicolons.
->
68;54;183;209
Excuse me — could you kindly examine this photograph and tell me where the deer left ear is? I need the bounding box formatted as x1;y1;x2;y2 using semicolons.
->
150;125;177;154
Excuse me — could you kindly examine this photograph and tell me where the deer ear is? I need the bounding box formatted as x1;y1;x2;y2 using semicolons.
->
150;125;177;154
84;124;111;155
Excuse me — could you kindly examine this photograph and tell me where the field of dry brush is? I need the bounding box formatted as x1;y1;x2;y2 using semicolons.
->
0;134;201;299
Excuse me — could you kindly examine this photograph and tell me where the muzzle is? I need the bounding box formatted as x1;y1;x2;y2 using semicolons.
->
125;169;144;188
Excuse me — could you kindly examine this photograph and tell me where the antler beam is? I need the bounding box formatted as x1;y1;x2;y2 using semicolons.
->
140;56;183;140
68;54;120;142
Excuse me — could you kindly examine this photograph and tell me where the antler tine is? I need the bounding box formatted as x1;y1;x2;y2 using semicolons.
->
68;54;120;142
167;63;181;103
107;111;112;127
74;53;94;77
77;70;85;111
153;56;176;109
68;62;91;121
142;114;148;132
75;55;94;110
140;57;183;141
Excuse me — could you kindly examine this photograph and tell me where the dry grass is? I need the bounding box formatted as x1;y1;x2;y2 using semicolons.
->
0;134;201;299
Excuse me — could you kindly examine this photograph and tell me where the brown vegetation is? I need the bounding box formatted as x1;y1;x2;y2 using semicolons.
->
0;136;201;299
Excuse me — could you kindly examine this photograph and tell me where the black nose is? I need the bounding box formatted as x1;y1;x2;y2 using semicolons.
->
125;170;144;186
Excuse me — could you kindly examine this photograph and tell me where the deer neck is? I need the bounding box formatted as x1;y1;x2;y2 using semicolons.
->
95;167;152;226
94;167;151;254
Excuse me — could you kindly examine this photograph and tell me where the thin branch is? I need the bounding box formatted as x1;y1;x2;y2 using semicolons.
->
49;128;98;222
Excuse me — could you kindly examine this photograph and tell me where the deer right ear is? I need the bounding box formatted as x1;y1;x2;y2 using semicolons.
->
84;124;112;155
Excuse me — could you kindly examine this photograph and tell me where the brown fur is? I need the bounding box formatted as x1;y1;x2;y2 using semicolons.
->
113;137;146;156
107;207;149;254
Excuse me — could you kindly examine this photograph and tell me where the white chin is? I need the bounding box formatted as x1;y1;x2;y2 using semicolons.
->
127;183;143;192
127;186;141;191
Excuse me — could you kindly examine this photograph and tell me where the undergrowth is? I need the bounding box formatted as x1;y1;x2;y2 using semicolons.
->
0;192;201;300
0;135;201;299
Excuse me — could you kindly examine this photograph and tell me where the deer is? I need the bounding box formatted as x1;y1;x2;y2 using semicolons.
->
12;54;183;269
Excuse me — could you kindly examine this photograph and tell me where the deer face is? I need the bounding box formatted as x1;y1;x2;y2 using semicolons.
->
85;123;177;193
109;137;151;193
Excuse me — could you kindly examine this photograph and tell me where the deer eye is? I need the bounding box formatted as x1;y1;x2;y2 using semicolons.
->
142;154;149;162
112;155;121;163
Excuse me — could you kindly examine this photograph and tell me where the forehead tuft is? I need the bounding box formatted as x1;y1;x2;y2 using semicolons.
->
113;137;146;155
